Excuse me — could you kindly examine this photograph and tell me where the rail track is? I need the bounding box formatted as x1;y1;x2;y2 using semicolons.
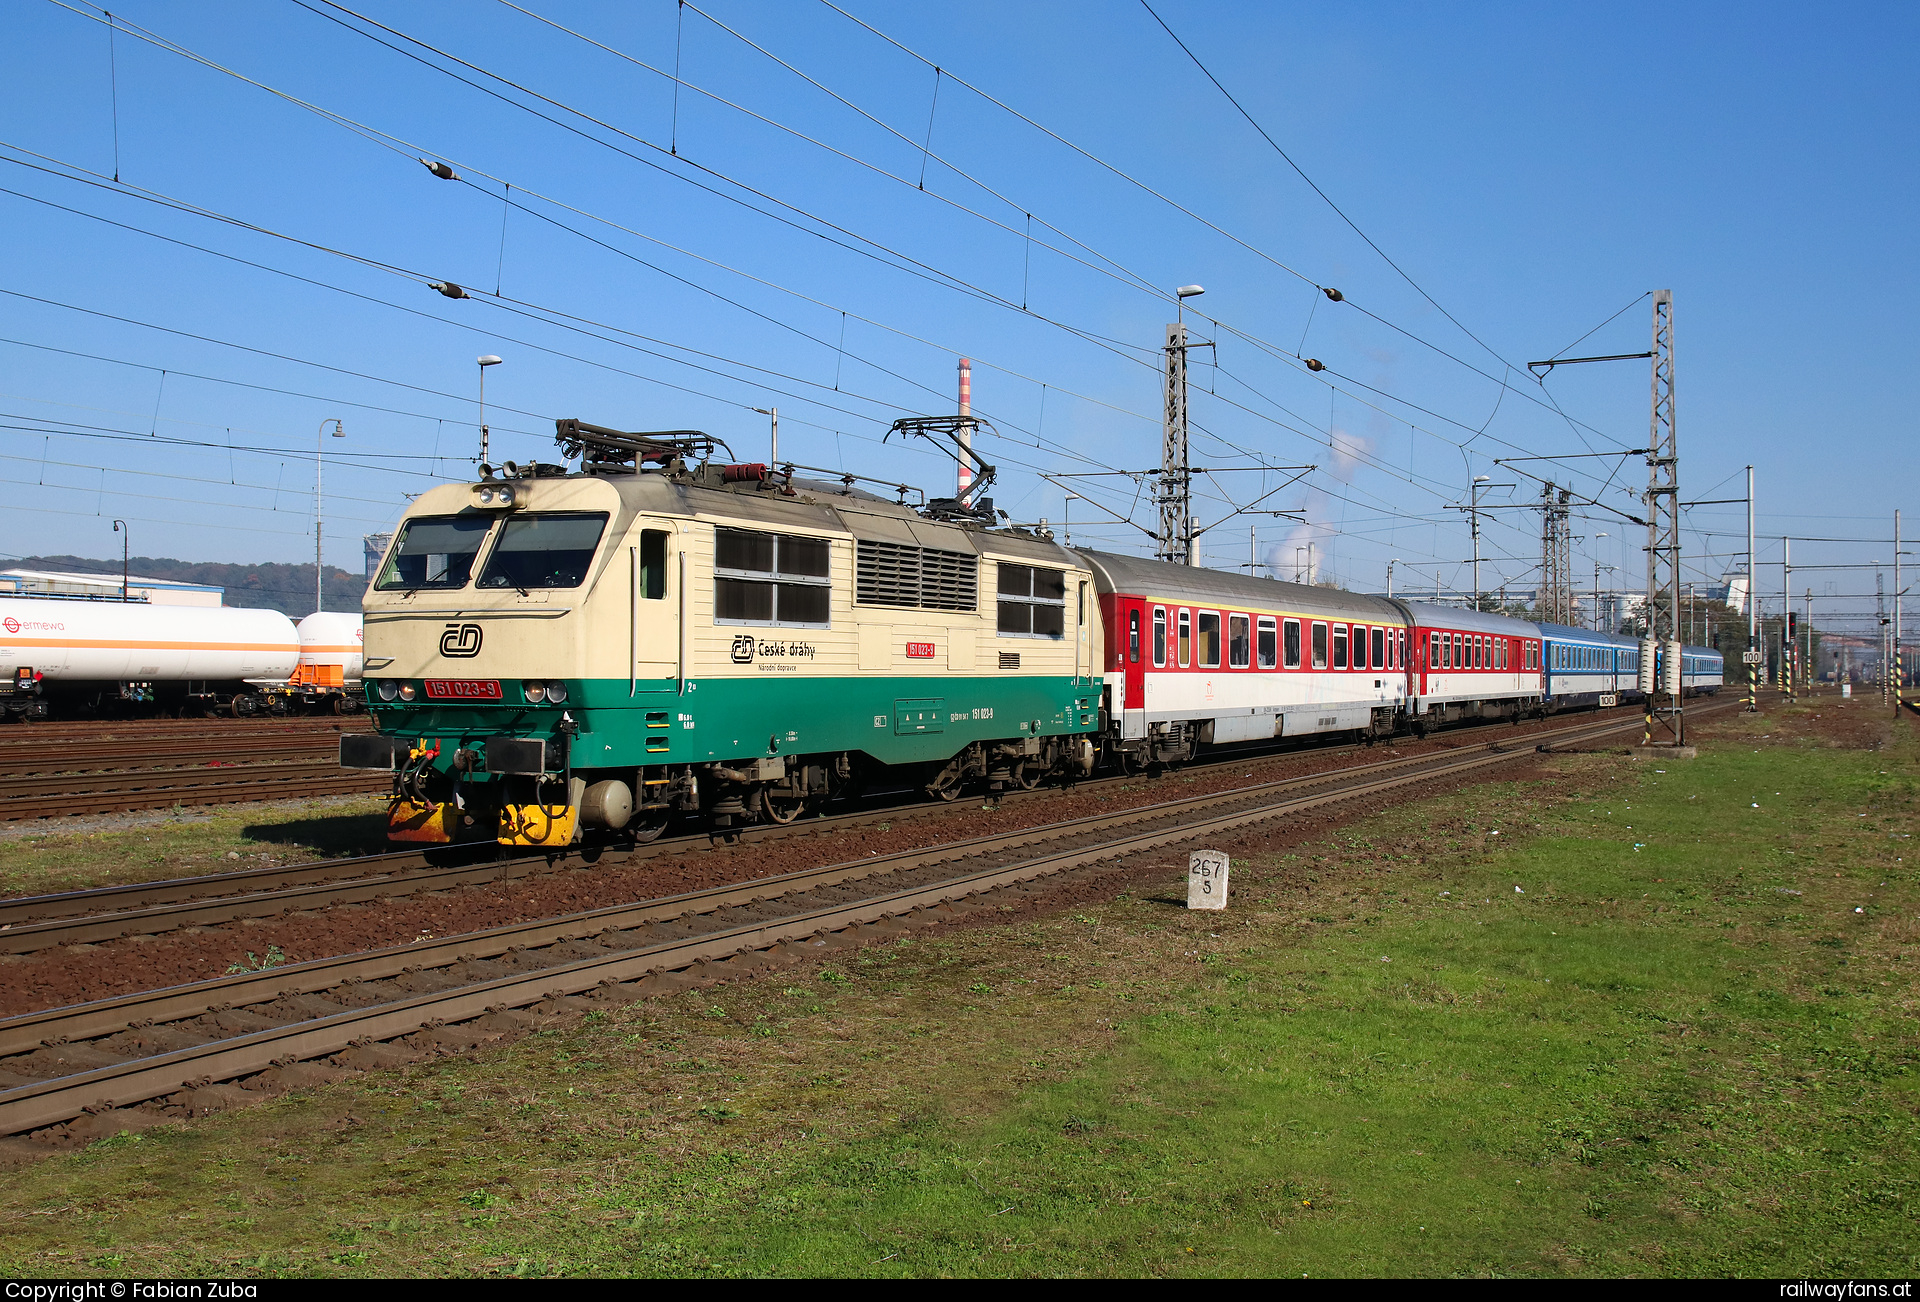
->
0;701;1739;1140
0;701;1668;951
0;720;380;821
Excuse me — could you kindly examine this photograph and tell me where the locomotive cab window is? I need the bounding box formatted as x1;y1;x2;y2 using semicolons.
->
1257;616;1277;669
478;511;608;590
1197;612;1221;668
715;527;831;627
997;564;1066;638
1153;607;1167;666
375;513;494;591
1283;618;1301;669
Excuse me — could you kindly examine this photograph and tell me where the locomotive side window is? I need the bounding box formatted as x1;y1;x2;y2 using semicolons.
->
1177;609;1191;666
479;512;609;591
640;530;668;600
996;564;1066;638
1197;612;1221;668
715;527;832;627
1128;610;1141;663
1228;614;1250;668
1153;607;1167;666
1311;621;1328;669
1258;617;1277;669
1283;619;1301;669
1371;626;1386;670
1332;624;1348;670
376;514;494;591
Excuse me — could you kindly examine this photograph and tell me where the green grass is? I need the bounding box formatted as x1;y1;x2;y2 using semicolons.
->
0;795;390;899
1;701;1913;1277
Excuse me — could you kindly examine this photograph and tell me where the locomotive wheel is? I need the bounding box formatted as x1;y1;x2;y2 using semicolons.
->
628;810;670;844
926;778;961;802
760;785;806;825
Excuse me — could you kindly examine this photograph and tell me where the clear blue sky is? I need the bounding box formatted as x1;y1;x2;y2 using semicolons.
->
1;1;1912;631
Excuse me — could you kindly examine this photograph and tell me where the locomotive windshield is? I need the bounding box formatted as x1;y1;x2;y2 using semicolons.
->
375;514;495;590
477;512;608;590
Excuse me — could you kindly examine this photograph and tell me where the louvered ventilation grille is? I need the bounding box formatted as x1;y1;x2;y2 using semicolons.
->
856;540;977;612
999;651;1021;669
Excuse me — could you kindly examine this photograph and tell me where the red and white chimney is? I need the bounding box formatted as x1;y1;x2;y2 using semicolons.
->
956;356;973;503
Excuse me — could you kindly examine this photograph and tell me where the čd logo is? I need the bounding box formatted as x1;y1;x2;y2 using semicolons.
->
439;623;484;658
730;635;755;663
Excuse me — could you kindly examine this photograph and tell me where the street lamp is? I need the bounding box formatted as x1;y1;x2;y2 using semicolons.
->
316;419;344;614
477;355;503;464
112;520;128;601
1387;558;1400;599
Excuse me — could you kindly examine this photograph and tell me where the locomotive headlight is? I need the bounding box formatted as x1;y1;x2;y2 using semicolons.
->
524;680;546;703
478;487;496;505
543;680;568;704
376;679;399;701
397;682;417;701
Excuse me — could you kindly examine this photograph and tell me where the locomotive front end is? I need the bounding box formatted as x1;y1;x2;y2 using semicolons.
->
346;468;625;847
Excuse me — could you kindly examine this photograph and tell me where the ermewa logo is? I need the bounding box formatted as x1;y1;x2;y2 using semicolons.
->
439;622;483;657
730;634;755;664
1;617;62;634
2;618;16;635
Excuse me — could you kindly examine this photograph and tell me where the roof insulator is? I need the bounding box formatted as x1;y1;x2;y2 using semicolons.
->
419;158;458;181
1323;287;1344;302
429;282;470;300
1305;358;1325;372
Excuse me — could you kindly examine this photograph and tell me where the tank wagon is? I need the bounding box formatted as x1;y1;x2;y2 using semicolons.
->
275;611;366;714
341;423;1099;845
341;418;1725;844
0;596;300;719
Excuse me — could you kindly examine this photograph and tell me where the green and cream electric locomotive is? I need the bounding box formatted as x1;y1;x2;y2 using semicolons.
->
341;421;1103;845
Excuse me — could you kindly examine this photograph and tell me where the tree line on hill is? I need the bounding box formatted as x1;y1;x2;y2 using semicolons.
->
10;555;366;617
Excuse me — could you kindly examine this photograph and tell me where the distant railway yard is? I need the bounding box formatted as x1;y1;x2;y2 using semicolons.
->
0;693;1911;1276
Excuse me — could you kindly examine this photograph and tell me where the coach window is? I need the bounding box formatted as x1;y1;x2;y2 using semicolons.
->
1371;625;1386;670
1497;639;1506;671
1128;610;1141;664
1332;624;1348;670
1311;621;1329;669
1177;609;1191;666
1152;607;1167;666
1228;614;1251;669
1283;618;1302;669
1355;626;1370;670
1258;616;1278;669
715;527;831;626
1197;612;1221;668
996;564;1066;638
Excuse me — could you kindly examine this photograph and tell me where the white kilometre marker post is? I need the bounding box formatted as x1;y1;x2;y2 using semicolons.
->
1188;849;1230;910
